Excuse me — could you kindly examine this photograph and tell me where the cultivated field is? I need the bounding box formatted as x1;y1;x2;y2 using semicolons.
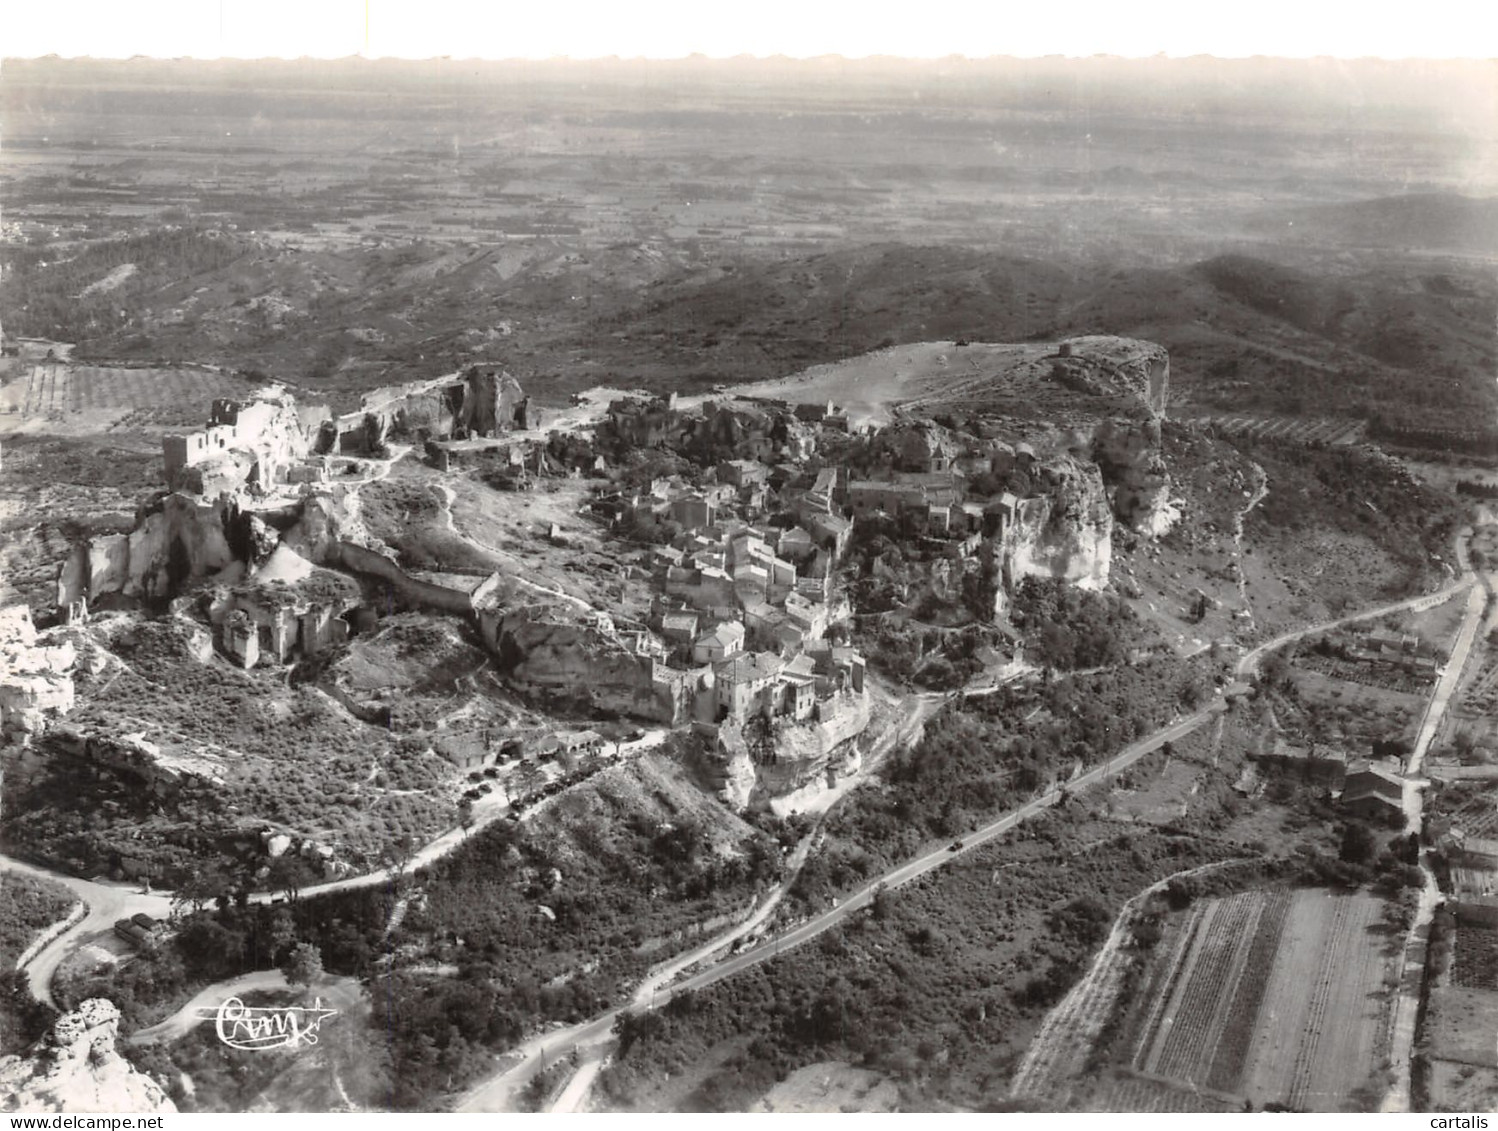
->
1187;413;1366;447
1421;910;1498;1109
1285;667;1425;751
0;363;259;434
1130;889;1399;1111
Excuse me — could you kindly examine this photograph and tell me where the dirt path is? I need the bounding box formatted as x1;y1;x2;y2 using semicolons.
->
1234;463;1268;629
1008;857;1254;1104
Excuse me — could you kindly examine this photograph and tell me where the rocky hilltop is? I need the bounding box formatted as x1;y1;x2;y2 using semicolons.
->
0;1000;177;1114
733;335;1168;428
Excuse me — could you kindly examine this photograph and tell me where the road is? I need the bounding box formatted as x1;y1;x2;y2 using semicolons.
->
248;729;673;904
0;853;173;1007
1408;582;1487;780
454;706;1218;1112
5;727;673;1007
456;564;1481;1112
1382;533;1486;1112
128;969;364;1046
548;1045;608;1114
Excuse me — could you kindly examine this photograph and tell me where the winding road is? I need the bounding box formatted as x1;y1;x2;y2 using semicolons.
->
7;508;1483;1108
457;551;1482;1113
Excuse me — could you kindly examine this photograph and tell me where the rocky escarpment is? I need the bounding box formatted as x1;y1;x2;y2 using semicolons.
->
0;605;76;746
1001;456;1113;592
481;606;669;721
0;1000;176;1114
713;691;871;810
1050;335;1170;417
55;492;236;607
362;365;532;445
1090;418;1180;537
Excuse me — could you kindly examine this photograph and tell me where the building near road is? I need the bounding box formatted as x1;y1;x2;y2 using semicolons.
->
1339;760;1405;821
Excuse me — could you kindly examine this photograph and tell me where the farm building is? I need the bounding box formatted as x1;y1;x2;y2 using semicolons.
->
535;729;605;761
1339;760;1405;820
433;731;491;770
1248;736;1348;786
1456;835;1498;870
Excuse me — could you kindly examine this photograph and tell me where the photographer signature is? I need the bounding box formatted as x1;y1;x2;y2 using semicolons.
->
191;996;339;1050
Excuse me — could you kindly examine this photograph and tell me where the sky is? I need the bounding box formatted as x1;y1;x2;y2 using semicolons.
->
5;0;1497;60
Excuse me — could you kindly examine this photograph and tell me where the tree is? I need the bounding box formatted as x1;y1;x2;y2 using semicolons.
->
383;833;418;883
266;908;297;963
266;855;318;903
1340;822;1377;865
281;941;324;988
172;865;231;918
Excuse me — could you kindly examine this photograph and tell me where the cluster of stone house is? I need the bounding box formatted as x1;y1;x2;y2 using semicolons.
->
1429;811;1498;923
163;389;332;497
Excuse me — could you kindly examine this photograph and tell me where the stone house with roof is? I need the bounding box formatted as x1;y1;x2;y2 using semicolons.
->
693;620;746;665
1340;760;1405;821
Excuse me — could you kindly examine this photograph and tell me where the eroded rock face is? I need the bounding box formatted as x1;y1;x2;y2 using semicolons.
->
0;999;177;1114
1091;419;1179;537
484;607;669;721
58;494;235;607
0;606;76;745
1058;335;1170;416
1001;458;1113;591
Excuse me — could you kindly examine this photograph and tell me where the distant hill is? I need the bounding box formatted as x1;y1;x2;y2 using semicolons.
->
6;231;1493;448
1245;194;1498;256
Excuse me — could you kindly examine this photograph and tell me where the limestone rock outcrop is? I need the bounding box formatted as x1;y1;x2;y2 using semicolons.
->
56;493;235;607
1091;418;1180;537
0;999;177;1114
482;605;669;721
1000;457;1113;591
0;606;76;745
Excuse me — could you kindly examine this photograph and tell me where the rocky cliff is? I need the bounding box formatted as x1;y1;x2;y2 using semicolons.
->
0;1000;177;1114
1090;418;1180;537
0;605;76;746
367;367;530;444
56;493;235;607
1000;457;1113;591
485;607;668;721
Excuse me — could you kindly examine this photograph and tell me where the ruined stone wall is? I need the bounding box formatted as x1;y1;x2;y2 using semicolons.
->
332;541;481;615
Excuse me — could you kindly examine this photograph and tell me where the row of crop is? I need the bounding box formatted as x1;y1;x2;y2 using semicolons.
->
1286;895;1355;1109
1452;922;1498;990
1150;893;1262;1082
1204;889;1293;1094
1132;902;1209;1073
1091;1072;1240;1113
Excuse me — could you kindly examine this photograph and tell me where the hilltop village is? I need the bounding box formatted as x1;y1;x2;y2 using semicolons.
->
2;336;1178;864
